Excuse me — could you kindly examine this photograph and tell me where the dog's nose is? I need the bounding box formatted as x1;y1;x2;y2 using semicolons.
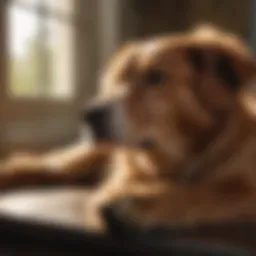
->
84;104;107;126
82;100;121;141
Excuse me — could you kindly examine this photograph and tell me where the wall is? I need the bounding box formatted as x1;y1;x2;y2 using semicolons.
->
119;0;252;40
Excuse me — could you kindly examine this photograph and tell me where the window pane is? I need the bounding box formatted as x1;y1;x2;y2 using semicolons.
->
7;2;75;99
46;17;75;99
14;0;40;6
15;0;75;16
8;4;42;97
45;0;75;16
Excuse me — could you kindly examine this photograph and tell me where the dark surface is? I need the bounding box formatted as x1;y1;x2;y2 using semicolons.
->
0;213;254;256
0;188;255;255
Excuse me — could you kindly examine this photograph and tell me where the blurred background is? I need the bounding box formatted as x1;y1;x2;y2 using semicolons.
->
0;0;254;155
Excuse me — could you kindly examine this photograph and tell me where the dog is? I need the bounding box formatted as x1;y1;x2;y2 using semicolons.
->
0;25;256;233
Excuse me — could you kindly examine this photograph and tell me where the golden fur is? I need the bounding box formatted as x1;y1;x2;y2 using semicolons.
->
0;25;256;233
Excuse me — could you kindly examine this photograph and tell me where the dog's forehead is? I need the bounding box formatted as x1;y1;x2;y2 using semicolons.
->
142;40;163;56
138;36;183;65
138;31;252;64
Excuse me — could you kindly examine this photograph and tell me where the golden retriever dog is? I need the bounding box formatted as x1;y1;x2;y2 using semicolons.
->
0;25;256;233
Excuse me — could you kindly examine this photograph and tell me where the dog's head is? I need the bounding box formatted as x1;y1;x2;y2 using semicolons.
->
84;25;256;178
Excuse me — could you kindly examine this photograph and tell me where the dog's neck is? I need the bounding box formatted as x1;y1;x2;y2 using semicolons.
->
179;108;256;183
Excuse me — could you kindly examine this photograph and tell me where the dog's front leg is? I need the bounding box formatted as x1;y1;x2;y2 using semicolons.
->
0;143;112;190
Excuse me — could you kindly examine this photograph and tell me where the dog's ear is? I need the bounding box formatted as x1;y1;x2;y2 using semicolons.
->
187;25;256;91
187;47;246;91
99;42;139;97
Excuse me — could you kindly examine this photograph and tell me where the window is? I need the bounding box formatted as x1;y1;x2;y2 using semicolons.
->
8;0;75;99
0;0;83;152
0;0;120;152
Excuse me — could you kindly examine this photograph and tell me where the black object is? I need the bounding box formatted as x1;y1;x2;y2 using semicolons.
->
0;213;254;256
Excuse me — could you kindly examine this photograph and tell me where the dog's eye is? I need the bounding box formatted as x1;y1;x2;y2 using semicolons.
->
144;69;166;86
